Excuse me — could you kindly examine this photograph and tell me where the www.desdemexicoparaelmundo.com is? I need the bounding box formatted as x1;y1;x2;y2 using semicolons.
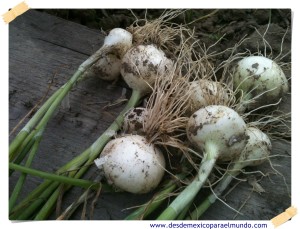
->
149;222;268;229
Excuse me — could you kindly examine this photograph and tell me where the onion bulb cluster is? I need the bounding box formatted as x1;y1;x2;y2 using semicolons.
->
94;32;173;194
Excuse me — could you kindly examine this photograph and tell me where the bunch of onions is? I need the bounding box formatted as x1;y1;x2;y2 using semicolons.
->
10;10;290;221
136;30;289;220
155;57;290;220
93;52;196;195
9;27;134;216
156;55;287;219
11;8;207;219
94;40;202;196
89;37;178;196
9;27;173;219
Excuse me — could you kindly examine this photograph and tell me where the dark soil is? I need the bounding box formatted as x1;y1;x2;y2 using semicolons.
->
40;9;291;59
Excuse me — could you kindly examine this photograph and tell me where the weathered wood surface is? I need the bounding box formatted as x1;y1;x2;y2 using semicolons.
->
9;10;291;220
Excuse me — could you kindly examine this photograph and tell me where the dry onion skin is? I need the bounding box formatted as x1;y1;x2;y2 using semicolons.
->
94;135;165;194
233;56;289;111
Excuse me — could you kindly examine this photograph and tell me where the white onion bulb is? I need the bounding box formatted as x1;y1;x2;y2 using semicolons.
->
95;135;165;194
187;105;247;161
86;28;133;81
236;127;271;168
103;28;133;57
233;56;289;110
188;79;229;114
121;44;173;95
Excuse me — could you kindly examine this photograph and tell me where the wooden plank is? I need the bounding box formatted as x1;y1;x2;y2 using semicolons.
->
9;9;291;220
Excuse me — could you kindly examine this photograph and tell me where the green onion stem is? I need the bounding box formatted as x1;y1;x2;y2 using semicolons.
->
9;88;62;161
9;133;44;212
186;170;240;220
9;163;104;190
9;137;35;176
157;142;218;220
176;200;194;220
13;182;59;220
